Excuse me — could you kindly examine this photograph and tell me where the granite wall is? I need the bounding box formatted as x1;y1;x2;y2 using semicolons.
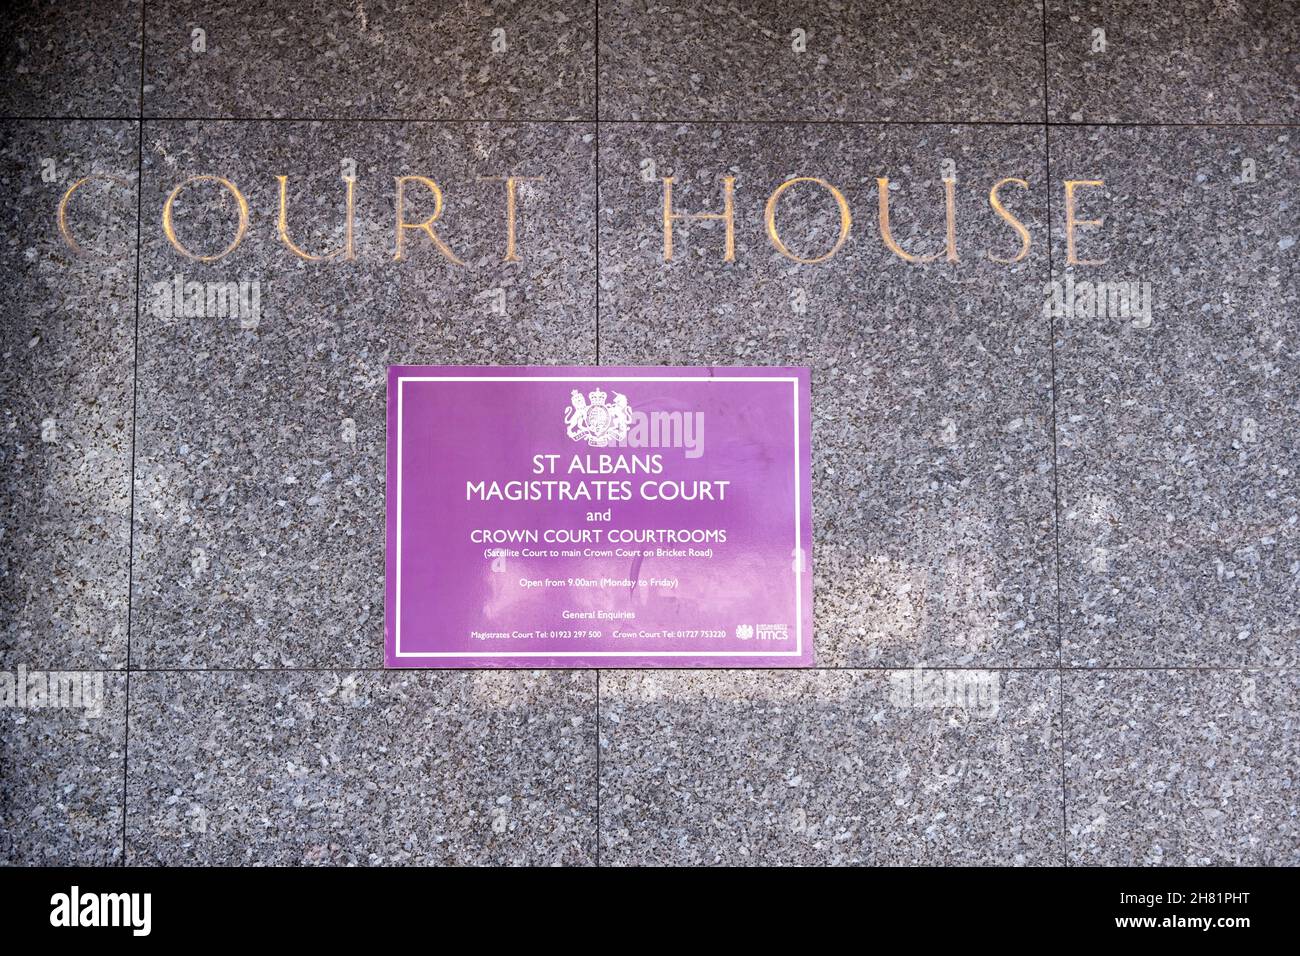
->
1;0;1296;865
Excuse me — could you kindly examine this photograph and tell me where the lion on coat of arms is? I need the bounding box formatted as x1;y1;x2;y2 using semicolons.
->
566;387;632;446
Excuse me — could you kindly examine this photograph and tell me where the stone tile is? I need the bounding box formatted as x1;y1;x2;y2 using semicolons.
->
598;0;1045;121
131;120;595;667
144;0;594;119
599;123;1056;666
1065;669;1299;865
1;1;141;118
1046;1;1300;124
1051;126;1298;667
598;669;1062;865
125;671;330;865
330;669;595;865
1;671;125;865
0;121;137;670
126;670;595;864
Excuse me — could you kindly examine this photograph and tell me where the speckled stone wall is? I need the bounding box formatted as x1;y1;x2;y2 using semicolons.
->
1;1;1296;866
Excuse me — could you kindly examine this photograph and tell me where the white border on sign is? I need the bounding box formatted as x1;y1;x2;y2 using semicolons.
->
395;376;804;658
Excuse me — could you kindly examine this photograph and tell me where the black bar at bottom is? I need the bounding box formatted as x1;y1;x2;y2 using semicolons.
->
0;865;1283;941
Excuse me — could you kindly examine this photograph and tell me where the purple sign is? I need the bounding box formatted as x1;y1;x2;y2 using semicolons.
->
385;366;814;667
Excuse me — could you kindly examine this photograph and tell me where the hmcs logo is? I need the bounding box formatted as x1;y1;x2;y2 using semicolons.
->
735;624;754;640
565;387;633;446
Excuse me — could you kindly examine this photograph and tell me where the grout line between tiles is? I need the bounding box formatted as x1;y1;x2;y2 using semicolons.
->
5;115;1297;129
1039;0;1069;868
597;118;1300;129
102;664;1295;673
119;0;148;868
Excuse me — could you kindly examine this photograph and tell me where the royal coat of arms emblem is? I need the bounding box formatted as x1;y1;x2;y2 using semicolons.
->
565;387;633;446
